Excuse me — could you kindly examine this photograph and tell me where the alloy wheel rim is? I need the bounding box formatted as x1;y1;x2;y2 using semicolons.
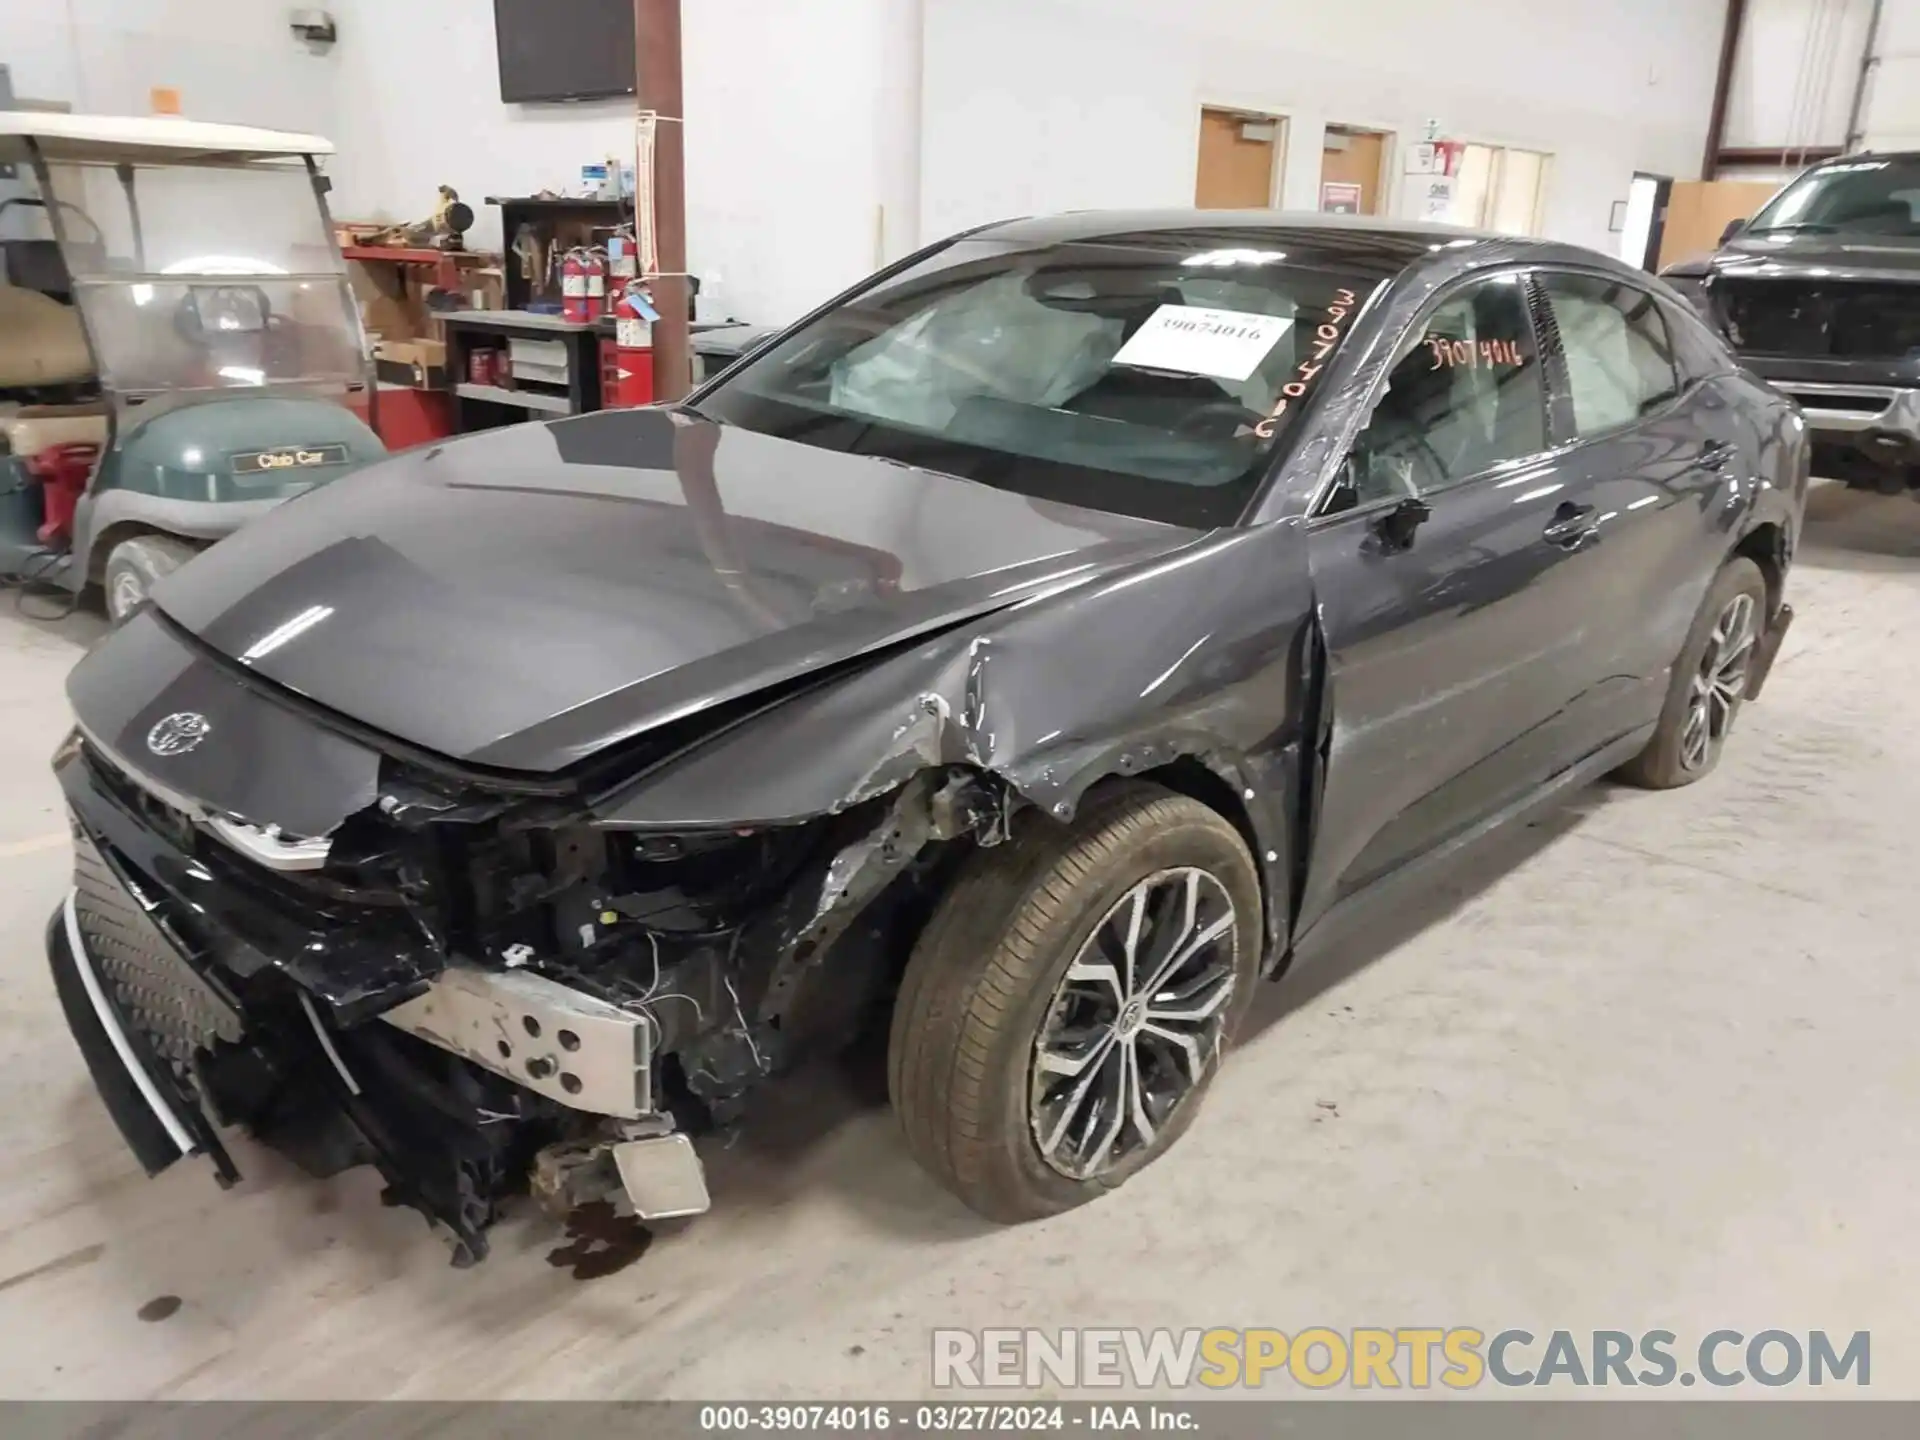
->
110;570;145;620
1029;867;1238;1181
1680;591;1757;774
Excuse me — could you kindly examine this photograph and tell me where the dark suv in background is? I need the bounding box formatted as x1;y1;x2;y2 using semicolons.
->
1666;153;1920;496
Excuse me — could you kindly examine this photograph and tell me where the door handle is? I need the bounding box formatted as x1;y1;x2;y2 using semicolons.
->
1541;502;1598;548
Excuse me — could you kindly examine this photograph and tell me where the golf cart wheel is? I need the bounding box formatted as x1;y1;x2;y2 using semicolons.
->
888;782;1262;1222
1617;557;1768;790
104;534;198;624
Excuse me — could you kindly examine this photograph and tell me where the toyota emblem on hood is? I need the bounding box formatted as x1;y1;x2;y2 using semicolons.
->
147;712;211;757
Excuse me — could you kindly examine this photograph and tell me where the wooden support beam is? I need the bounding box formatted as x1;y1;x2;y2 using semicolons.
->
635;0;691;401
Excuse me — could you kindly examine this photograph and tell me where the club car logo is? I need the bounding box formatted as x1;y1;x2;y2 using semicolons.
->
258;449;326;469
230;443;350;476
146;712;211;757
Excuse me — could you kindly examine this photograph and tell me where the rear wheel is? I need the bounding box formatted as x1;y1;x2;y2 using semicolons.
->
888;783;1262;1222
1617;557;1768;789
103;534;198;624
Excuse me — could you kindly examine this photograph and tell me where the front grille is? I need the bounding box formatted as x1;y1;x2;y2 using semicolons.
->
1719;279;1920;360
1782;388;1893;414
71;826;243;1070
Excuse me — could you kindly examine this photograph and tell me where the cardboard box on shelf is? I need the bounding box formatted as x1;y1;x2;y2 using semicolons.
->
373;338;449;391
349;258;424;342
469;268;507;312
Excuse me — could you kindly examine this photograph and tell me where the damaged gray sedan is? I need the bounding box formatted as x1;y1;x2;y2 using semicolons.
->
48;212;1806;1262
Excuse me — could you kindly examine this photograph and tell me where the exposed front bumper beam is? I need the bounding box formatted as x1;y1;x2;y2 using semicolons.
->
380;963;656;1118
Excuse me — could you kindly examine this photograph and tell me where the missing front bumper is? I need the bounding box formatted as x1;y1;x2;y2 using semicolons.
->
49;816;712;1260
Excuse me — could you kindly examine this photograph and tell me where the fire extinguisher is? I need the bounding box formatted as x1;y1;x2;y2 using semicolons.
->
561;247;590;324
612;278;655;408
584;245;608;318
608;230;638;290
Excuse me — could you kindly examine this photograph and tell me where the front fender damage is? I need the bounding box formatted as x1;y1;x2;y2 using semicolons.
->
56;534;1308;1264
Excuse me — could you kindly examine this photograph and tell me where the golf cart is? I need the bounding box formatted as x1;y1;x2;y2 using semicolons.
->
0;112;384;620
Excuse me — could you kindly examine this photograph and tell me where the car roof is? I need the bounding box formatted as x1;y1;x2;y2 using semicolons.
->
0;110;332;164
974;209;1514;280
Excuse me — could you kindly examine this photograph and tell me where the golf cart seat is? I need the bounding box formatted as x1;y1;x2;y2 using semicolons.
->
0;285;94;390
4;409;109;455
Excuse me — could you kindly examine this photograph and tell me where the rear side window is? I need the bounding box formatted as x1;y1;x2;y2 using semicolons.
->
1541;272;1682;436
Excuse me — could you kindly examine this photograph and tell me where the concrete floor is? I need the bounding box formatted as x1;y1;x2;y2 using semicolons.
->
0;480;1916;1400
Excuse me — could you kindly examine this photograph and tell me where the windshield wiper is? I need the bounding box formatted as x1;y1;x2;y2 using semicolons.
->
1744;222;1840;235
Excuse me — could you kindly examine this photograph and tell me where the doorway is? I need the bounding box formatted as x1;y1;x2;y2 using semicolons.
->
1195;107;1286;209
1447;144;1553;234
1319;125;1391;214
1617;172;1672;270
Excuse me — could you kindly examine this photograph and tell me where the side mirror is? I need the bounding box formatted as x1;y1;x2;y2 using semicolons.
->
1720;218;1747;245
1370;496;1431;553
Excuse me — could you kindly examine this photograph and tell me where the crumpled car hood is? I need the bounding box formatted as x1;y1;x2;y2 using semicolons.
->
150;408;1196;773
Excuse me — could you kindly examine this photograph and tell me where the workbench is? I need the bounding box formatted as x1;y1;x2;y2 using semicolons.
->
440;310;605;433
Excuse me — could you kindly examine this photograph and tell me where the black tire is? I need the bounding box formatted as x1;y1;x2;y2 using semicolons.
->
1616;556;1768;789
103;534;198;624
888;782;1263;1223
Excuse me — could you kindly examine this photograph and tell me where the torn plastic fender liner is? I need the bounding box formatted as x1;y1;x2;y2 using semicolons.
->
733;768;997;1024
594;526;1317;956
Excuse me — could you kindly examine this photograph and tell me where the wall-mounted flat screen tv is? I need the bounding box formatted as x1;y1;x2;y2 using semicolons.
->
494;0;636;104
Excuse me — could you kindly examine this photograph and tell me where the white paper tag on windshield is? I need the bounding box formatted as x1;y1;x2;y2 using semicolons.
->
1111;305;1295;382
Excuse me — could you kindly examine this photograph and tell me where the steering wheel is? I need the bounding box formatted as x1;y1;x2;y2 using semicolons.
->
1173;400;1264;439
174;284;274;345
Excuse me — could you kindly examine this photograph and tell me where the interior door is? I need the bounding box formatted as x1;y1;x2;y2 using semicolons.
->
1296;270;1603;936
1320;126;1387;214
1195;109;1281;209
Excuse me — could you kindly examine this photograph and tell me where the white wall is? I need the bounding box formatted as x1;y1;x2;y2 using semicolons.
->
0;0;337;134
322;0;920;328
323;0;634;241
1;0;341;249
1859;0;1920;151
1724;0;1877;151
5;0;1747;325
681;0;924;327
919;0;1728;257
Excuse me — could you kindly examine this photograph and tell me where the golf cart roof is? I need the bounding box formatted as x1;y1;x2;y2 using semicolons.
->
0;111;333;165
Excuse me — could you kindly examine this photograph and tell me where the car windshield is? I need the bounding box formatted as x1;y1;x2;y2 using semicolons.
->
1746;156;1920;237
34;158;362;395
696;236;1378;527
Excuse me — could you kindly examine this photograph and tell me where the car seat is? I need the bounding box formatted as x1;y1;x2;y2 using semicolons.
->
0;285;95;390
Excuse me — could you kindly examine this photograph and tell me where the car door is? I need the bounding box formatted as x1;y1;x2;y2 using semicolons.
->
1532;269;1744;754
1295;267;1607;938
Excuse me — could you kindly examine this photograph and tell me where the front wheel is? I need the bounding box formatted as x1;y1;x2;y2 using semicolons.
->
1617;556;1768;789
888;783;1263;1222
103;534;199;624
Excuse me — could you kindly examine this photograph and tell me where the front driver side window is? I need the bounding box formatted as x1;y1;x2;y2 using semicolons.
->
1330;272;1548;513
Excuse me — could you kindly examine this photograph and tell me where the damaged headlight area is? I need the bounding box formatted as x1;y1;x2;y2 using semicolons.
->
52;735;1007;1265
